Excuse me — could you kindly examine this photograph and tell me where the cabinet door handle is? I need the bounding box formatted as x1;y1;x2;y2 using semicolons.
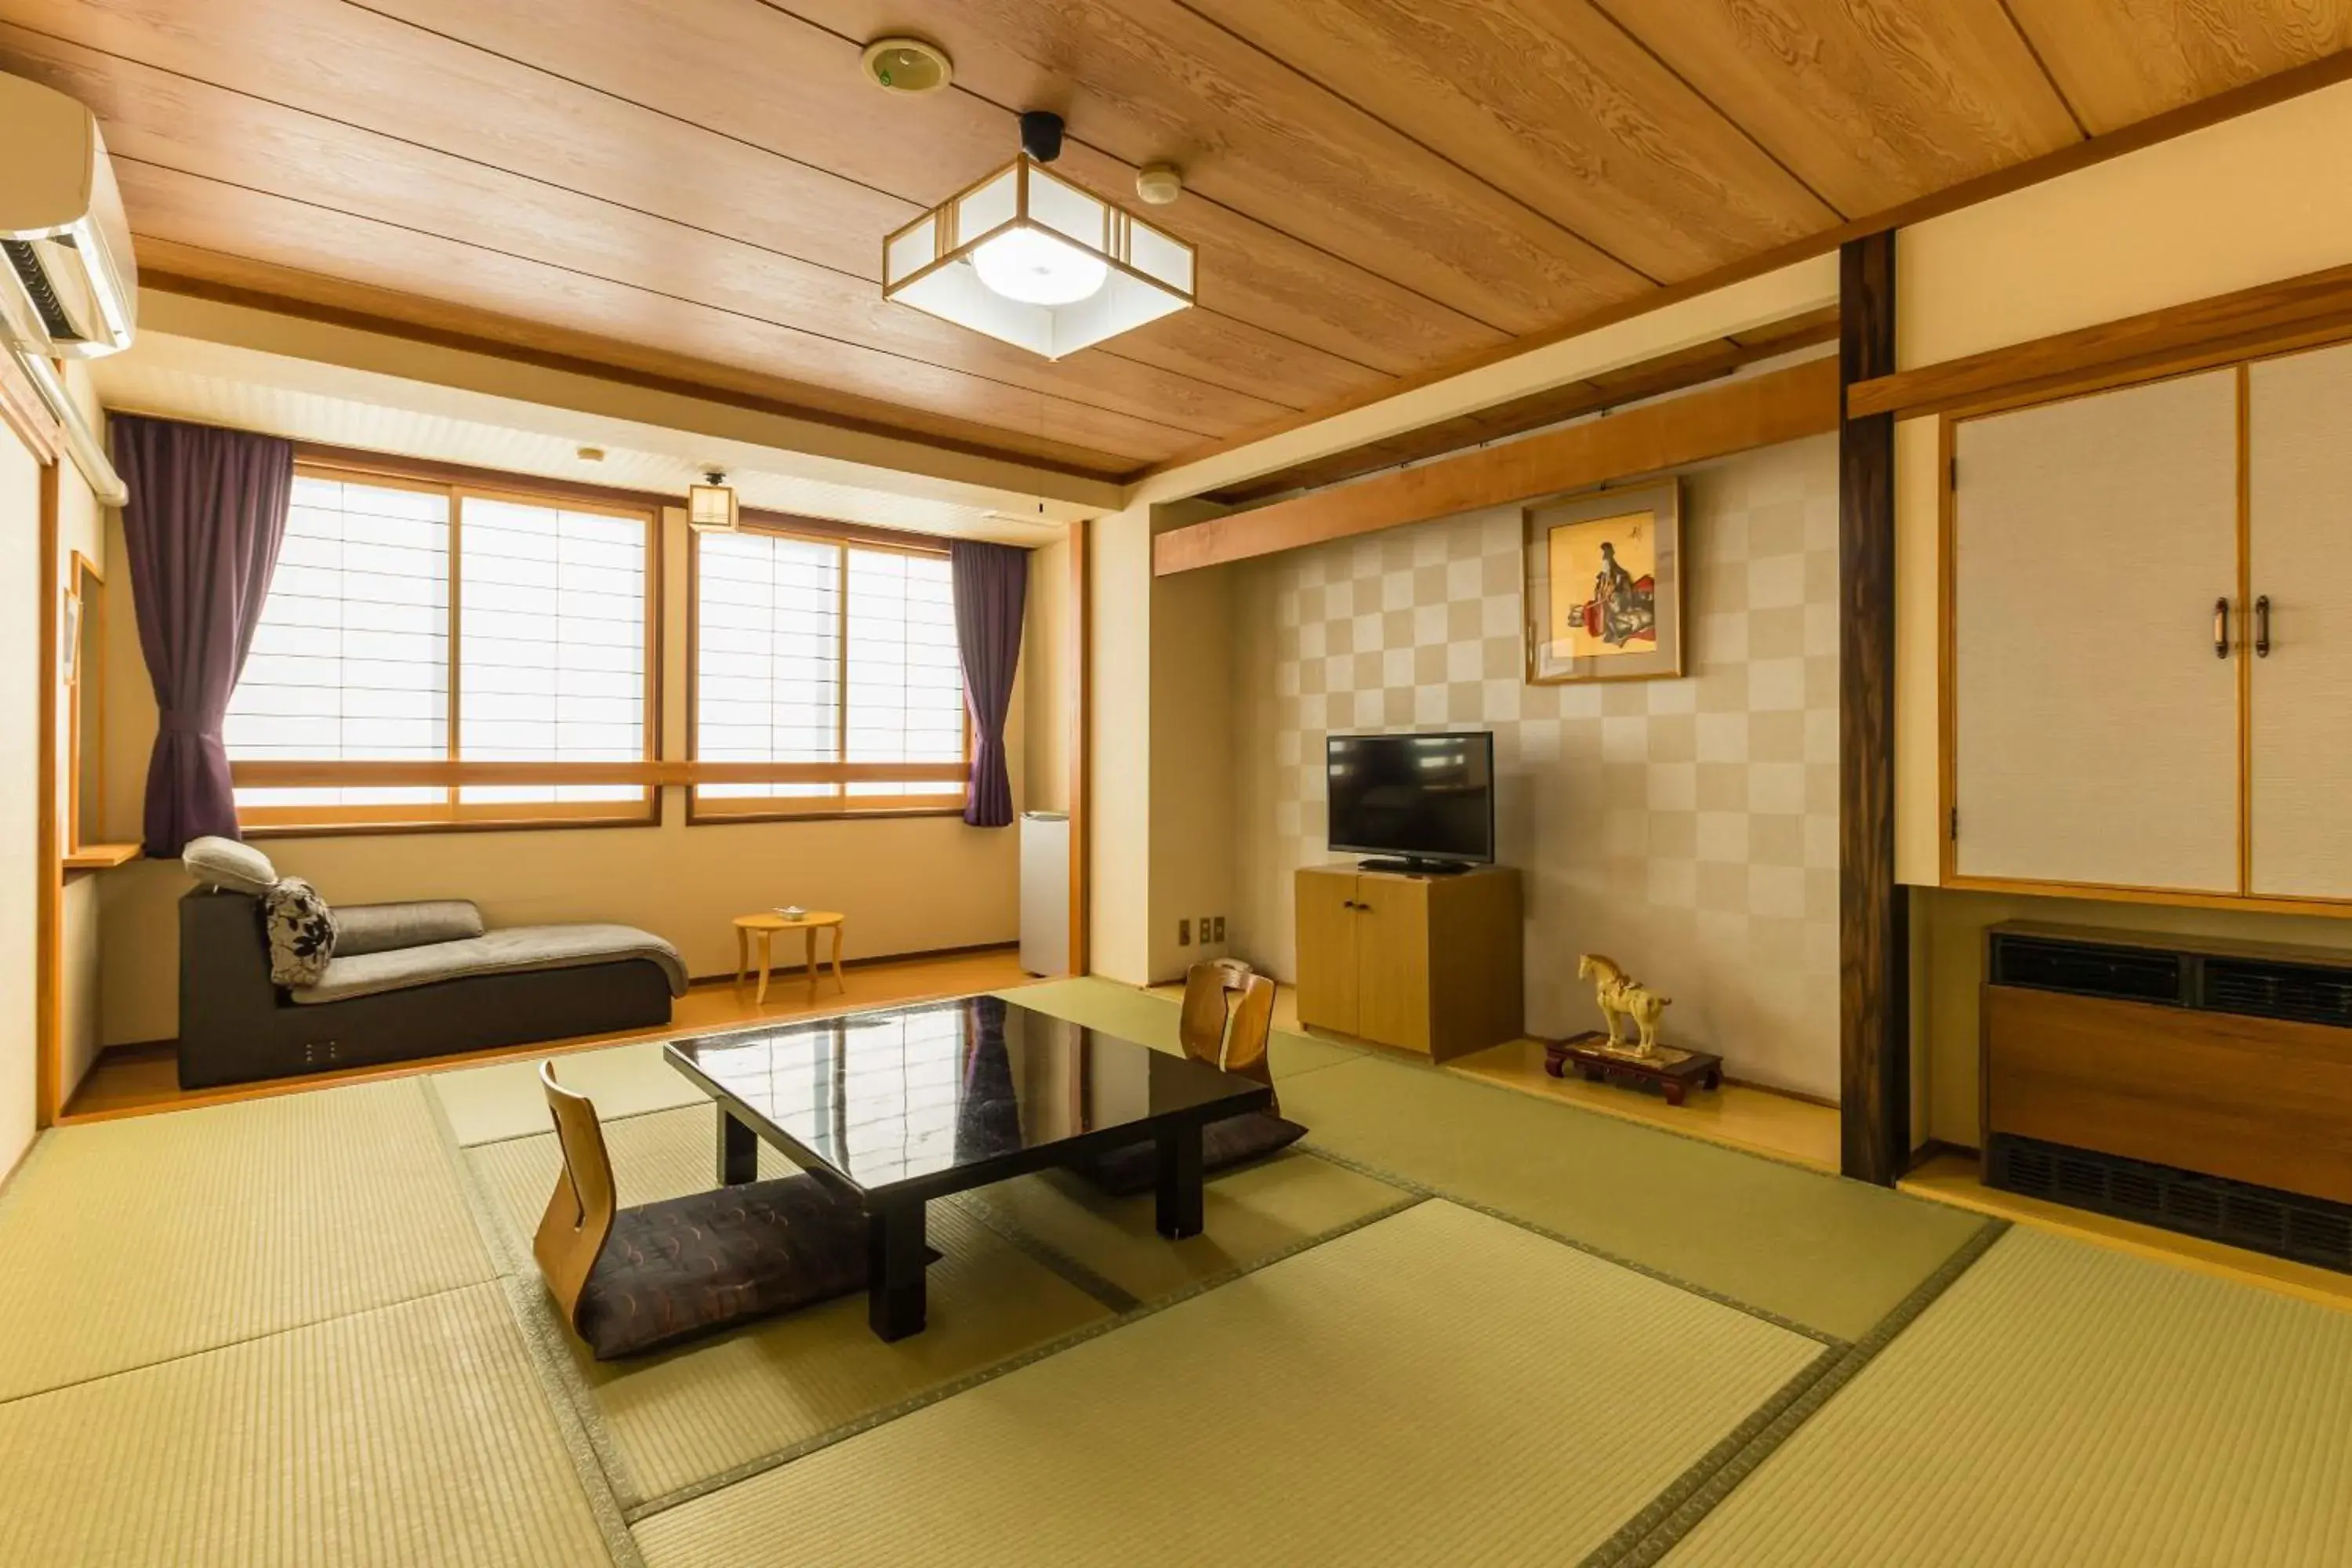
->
2213;597;2230;659
2256;594;2272;658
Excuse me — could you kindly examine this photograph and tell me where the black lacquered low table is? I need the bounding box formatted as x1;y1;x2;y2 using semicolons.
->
664;993;1272;1341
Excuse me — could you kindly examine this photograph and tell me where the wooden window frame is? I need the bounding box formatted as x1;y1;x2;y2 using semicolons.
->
228;453;665;837
684;511;971;826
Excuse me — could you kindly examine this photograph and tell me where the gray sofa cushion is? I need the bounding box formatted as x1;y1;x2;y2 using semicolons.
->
292;923;688;1005
335;900;486;956
261;877;338;986
183;836;277;897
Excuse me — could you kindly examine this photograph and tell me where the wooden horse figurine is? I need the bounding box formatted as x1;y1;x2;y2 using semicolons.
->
1577;953;1672;1058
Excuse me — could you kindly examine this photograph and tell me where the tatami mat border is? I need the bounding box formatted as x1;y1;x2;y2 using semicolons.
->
621;1190;1432;1525
1597;1215;2014;1568
1294;1142;1851;1349
423;1076;648;1564
949;1191;1150;1314
498;1273;650;1568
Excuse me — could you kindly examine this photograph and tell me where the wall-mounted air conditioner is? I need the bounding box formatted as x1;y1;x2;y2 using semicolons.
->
0;71;134;503
0;71;136;358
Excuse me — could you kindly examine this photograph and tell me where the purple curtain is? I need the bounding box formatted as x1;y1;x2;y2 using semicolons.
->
113;415;294;856
949;539;1028;828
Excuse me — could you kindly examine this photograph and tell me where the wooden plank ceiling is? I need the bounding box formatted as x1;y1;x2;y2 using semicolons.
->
0;0;2343;481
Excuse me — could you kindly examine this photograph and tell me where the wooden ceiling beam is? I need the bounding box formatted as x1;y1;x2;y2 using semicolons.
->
136;262;1135;481
1848;261;2352;420
1208;310;1841;504
1152;357;1840;575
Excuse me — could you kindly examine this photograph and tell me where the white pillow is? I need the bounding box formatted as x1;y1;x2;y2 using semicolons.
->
182;835;278;897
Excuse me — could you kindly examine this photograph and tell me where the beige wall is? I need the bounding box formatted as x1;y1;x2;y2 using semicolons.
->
95;500;1051;1047
0;417;40;1169
1147;537;1236;982
1087;502;1154;985
1229;437;1844;1098
1893;76;2352;1146
1022;535;1070;815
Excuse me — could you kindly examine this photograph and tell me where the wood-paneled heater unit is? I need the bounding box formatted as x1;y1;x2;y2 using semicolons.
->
1984;922;2352;1272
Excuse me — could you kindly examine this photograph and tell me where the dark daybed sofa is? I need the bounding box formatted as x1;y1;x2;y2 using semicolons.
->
177;837;686;1089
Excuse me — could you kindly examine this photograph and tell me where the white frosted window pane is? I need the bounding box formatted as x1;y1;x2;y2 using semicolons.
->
456;498;648;803
846;549;964;765
226;475;450;764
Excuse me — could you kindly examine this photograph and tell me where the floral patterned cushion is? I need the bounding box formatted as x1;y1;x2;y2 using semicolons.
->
261;877;338;987
572;1174;936;1361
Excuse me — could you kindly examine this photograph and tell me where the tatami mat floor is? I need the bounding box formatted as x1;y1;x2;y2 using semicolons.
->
1;978;2347;1566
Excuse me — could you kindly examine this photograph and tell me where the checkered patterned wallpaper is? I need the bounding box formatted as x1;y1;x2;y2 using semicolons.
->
1231;434;1842;1098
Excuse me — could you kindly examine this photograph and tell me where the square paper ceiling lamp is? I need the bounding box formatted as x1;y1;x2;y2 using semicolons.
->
686;474;739;534
882;155;1195;360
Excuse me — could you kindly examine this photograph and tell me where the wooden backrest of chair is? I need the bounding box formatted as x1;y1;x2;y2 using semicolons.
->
1221;972;1278;1090
532;1062;618;1326
1177;962;1238;1067
1178;960;1277;1091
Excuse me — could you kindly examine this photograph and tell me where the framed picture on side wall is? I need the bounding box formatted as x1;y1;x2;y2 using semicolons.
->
1523;480;1684;683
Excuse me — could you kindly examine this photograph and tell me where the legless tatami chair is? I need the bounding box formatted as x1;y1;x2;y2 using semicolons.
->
1076;960;1307;1197
534;1062;890;1360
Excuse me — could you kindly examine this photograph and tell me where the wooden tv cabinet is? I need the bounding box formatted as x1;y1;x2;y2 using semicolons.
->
1294;864;1522;1060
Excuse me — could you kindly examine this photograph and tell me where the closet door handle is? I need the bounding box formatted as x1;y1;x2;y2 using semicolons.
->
2213;597;2231;659
2255;595;2272;658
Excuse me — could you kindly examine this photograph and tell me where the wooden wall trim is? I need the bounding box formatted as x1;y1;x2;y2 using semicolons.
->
34;459;63;1127
1150;357;1839;575
227;760;968;787
1205;310;1842;507
1068;517;1090;977
1849;261;2352;422
1838;232;1909;1186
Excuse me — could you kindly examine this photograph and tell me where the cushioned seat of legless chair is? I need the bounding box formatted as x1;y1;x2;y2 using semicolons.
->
534;1062;884;1360
1075;962;1307;1199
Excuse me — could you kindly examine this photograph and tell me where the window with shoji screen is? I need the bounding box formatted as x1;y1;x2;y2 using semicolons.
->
692;528;967;819
227;472;452;821
226;465;655;832
457;494;650;810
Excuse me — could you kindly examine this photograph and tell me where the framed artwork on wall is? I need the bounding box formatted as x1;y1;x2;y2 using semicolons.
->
1523;480;1684;684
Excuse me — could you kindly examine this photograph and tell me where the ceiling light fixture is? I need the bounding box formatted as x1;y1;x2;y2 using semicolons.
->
880;111;1194;359
687;470;739;534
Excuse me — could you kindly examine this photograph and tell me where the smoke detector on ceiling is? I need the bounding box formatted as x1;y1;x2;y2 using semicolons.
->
861;37;953;94
1134;165;1182;205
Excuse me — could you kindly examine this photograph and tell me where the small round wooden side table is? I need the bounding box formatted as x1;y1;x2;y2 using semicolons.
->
733;911;846;1004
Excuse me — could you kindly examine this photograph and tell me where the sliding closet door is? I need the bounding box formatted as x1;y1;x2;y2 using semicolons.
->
1951;369;2240;891
2249;342;2352;899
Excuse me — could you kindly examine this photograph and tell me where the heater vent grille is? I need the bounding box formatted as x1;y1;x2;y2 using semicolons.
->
1987;1134;2352;1274
2203;959;2352;1029
1988;936;2183;1004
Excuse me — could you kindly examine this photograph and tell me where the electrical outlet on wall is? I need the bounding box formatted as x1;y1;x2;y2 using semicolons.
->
1211;916;1226;943
1198;915;1213;951
1177;918;1192;946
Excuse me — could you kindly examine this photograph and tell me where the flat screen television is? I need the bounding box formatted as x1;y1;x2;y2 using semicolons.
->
1326;731;1495;873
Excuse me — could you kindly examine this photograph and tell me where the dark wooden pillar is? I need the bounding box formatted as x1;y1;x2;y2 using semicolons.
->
1838;230;1909;1185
